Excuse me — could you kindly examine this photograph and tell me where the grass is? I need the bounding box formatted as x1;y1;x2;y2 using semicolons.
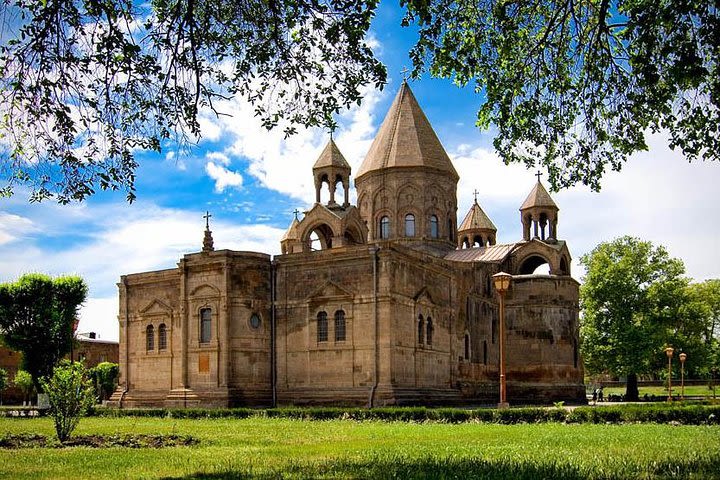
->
601;384;719;398
1;416;719;479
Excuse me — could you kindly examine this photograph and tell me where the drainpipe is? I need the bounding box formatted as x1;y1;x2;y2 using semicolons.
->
271;259;277;407
368;245;379;408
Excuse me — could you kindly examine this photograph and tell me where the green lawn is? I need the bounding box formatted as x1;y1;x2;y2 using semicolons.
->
1;417;719;479
601;385;718;398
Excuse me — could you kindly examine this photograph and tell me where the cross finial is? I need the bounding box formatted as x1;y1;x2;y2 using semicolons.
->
473;189;479;203
293;209;300;221
401;66;410;82
535;170;543;182
203;211;212;229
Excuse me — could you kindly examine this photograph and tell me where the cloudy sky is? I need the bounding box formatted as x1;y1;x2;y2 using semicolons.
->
1;3;718;342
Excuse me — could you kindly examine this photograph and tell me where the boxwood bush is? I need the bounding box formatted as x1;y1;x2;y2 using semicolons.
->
91;402;720;425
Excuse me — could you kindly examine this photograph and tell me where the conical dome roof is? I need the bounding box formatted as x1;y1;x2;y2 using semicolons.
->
356;82;458;180
459;201;497;232
281;217;300;241
520;181;558;210
313;139;350;170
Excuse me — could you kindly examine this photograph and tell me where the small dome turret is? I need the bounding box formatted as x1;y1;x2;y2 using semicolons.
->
520;175;559;242
458;192;496;248
313;139;351;208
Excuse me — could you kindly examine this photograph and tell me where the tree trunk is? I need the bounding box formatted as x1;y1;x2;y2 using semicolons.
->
625;373;639;401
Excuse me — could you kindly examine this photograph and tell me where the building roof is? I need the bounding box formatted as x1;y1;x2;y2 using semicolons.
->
458;201;496;232
444;243;521;263
355;82;459;180
281;217;300;241
313;139;351;171
520;181;558;210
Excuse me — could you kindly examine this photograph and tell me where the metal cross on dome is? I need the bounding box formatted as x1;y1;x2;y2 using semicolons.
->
401;66;411;81
535;170;543;182
473;189;479;203
293;209;300;221
203;211;212;229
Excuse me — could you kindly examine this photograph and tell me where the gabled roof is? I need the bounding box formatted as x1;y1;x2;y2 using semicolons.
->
356;82;459;180
520;181;558;210
281;217;300;241
313;139;350;171
458;201;496;232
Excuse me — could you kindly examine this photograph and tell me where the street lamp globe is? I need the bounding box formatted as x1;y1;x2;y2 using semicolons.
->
493;271;512;293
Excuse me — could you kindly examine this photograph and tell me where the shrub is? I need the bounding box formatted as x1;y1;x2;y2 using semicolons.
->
0;368;7;405
90;403;720;426
88;362;119;401
40;361;95;443
13;370;34;405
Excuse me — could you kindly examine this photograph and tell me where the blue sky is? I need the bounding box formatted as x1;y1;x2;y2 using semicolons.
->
1;2;719;342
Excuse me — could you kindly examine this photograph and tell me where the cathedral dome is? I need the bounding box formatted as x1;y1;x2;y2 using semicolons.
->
354;82;459;251
355;82;459;181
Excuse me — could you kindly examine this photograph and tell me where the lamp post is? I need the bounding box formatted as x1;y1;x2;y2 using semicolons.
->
679;352;687;401
493;271;512;409
665;347;674;402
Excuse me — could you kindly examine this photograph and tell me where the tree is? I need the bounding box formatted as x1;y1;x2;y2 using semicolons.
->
403;0;719;191
0;0;385;203
2;1;717;202
13;370;34;405
687;279;720;384
579;236;687;401
0;368;7;405
0;274;88;392
41;361;96;443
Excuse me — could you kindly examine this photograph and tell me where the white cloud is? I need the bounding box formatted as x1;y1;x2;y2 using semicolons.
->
77;297;119;341
206;151;230;165
205;161;243;192
197;85;387;207
0;211;36;245
0;200;285;341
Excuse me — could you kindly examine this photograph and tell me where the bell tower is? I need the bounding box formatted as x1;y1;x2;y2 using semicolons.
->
520;174;559;242
457;191;497;248
313;138;351;208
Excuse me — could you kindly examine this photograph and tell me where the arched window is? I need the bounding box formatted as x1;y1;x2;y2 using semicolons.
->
379;216;390;239
317;311;328;342
200;308;212;343
405;214;415;237
430;215;439;238
464;333;470;360
158;324;167;350
491;311;497;344
334;310;346;342
146;325;154;351
426;317;433;346
417;315;424;344
573;340;578;369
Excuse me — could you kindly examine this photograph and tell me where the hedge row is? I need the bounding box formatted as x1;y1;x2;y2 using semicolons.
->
91;403;720;425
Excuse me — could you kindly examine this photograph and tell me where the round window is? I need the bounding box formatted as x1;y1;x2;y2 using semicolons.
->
249;313;261;329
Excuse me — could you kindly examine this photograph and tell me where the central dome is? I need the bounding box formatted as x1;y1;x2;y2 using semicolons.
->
355;82;459;181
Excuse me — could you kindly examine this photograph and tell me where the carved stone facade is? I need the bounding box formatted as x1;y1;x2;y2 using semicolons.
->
110;83;585;408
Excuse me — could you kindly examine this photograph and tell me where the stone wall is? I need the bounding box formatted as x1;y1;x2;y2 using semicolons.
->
274;246;377;405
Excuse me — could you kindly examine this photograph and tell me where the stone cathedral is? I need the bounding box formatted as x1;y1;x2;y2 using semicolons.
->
109;83;585;408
